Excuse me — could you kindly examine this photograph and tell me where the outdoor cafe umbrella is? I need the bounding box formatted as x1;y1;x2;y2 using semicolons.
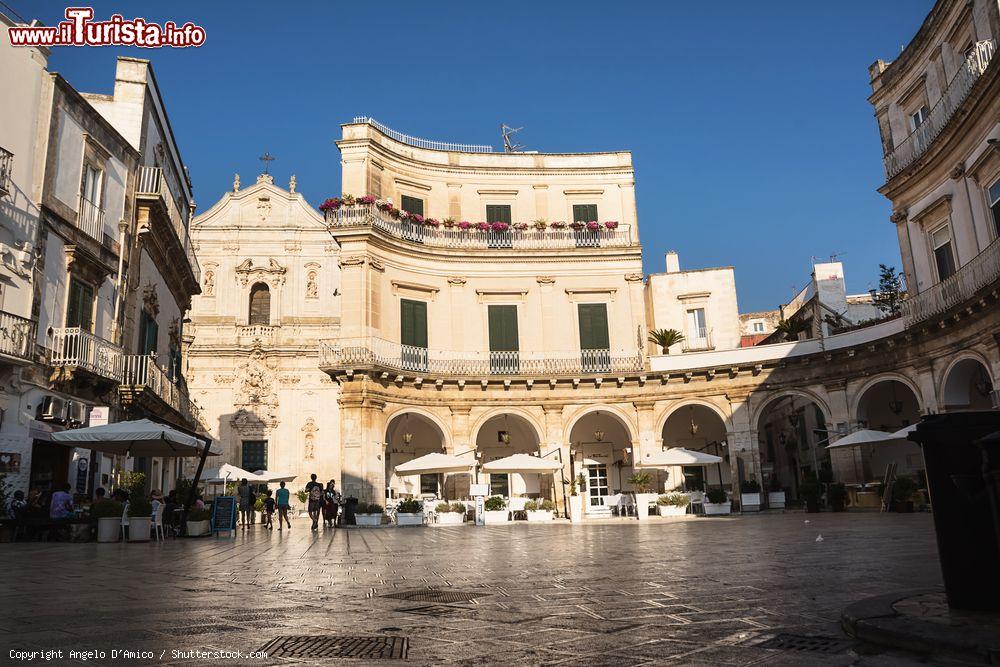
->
253;469;297;483
201;463;267;484
481;453;563;474
825;428;895;484
393;452;476;475
635;447;722;467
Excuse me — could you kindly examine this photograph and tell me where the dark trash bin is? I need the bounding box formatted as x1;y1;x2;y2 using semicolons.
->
343;496;358;525
909;411;1000;611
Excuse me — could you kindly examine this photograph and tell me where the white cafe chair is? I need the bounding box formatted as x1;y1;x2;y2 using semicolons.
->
151;505;165;541
120;502;130;542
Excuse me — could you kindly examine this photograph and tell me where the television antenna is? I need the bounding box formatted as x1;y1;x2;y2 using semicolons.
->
500;124;524;152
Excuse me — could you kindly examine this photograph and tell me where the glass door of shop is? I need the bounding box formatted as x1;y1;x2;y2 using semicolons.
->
587;464;609;508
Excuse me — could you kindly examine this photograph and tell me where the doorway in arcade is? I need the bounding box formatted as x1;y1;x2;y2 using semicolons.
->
661;405;731;493
475;413;545;499
569;410;635;515
384;413;448;500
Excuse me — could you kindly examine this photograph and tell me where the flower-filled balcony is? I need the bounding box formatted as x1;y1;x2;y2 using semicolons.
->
119;354;201;430
319;337;644;380
322;196;636;250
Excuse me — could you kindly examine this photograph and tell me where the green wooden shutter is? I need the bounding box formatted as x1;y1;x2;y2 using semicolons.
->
488;305;519;351
139;311;158;356
573;204;598;223
486;205;511;224
400;299;428;348
401;195;424;216
66;279;94;331
578;303;609;349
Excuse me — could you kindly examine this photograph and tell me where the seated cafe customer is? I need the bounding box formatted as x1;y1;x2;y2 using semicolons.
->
49;483;74;520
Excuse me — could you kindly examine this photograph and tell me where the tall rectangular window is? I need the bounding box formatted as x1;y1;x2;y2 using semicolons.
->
488;305;519;374
485;204;511;223
400;299;428;372
909;105;930;131
138;310;158;356
931;225;957;281
241;440;267;472
988;179;1000;238
686;308;708;340
578;303;610;372
400;195;424;216
81;164;103;206
66;278;95;332
572;204;598;223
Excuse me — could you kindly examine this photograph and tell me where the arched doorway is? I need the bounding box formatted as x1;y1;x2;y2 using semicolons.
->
942;358;994;410
855;379;922;482
755;394;829;499
474;413;542;498
384;412;446;500
568;409;634;516
661;404;729;493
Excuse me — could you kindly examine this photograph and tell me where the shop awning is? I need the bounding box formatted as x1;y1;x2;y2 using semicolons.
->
825;429;894;449
481;453;562;474
50;418;218;457
635;447;722;468
201;463;267;483
394;452;476;475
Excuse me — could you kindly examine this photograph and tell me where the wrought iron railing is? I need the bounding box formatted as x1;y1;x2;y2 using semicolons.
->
49;327;123;382
319;337;644;376
902;237;1000;325
76;195;105;242
325;206;635;249
136;166;201;282
0;310;35;362
0;146;13;197
352;116;493;153
884;40;995;179
121;354;199;425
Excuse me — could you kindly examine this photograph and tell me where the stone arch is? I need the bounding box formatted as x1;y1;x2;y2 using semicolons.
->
750;388;833;434
564;404;639;445
940;351;995;410
384;406;452;446
470;406;544;446
654;398;732;442
850;372;924;423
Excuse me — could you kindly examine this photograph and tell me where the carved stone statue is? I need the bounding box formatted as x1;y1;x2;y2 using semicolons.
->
306;270;318;299
203;269;215;296
289;175;296;193
233;174;240;192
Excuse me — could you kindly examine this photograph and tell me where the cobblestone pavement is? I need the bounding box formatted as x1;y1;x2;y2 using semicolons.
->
2;513;944;666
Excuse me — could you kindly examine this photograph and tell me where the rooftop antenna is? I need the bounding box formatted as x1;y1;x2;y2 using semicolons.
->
501;124;523;153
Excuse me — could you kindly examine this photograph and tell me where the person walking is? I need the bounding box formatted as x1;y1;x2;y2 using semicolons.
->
262;489;275;530
236;478;254;528
305;474;323;531
322;480;341;529
275;481;292;530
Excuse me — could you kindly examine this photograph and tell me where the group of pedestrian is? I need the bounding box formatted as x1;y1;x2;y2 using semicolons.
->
235;475;338;531
305;474;341;531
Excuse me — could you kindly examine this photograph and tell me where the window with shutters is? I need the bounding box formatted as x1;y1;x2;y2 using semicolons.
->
400;299;428;371
930;225;957;282
988;178;1000;239
138;310;158;356
248;283;271;325
400;195;424;216
486;205;511;223
488;305;519;373
578;303;611;372
66;278;95;332
241;440;267;472
572;204;598;223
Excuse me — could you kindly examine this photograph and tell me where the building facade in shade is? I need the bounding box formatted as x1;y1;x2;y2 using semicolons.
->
0;19;201;497
185;173;342;483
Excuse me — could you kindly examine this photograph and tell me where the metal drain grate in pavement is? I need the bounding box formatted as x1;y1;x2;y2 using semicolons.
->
397;604;465;616
382;589;488;603
260;635;408;660
755;633;853;654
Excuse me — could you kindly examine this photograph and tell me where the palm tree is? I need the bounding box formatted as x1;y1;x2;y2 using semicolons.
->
775;318;809;341
648;328;684;354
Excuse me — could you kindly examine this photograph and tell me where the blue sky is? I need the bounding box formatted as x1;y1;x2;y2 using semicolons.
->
16;0;930;311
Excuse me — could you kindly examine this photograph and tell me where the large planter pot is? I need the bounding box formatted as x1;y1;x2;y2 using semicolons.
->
657;504;687;517
526;510;553;522
635;493;657;521
97;517;121;542
396;512;424;526
355;513;382;526
767;491;786;509
740;493;761;512
569;495;584;523
436;512;464;525
893;500;914;513
186;520;210;537
703;502;731;516
127;517;151;542
483;510;509;525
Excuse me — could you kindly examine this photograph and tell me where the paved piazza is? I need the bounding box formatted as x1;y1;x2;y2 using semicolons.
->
2;513;942;666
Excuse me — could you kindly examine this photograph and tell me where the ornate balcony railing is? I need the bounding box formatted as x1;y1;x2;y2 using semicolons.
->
884;40;995;179
902;237;1000;325
122;354;199;425
77;195;105;242
325;206;636;250
352;116;493;153
0;310;36;362
319;337;644;377
0;146;13;198
49;327;123;382
136;166;201;282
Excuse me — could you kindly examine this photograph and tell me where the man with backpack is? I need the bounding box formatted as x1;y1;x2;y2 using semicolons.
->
305;473;323;531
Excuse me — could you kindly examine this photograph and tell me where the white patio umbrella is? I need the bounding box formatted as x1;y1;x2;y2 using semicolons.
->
201;463;267;483
253;469;297;483
50;418;218;457
825;429;894;449
481;453;562;474
888;424;918;441
394;452;476;475
635;447;722;468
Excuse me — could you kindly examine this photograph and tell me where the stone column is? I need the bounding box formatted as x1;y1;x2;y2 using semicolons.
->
537;277;556;353
448;277;467;353
338;378;385;503
543;405;570;515
912;362;939;414
725;393;756;493
625;273;645;355
447;405;472;498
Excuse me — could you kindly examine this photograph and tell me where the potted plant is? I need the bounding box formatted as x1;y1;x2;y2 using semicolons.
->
800;474;823;513
355;503;384;526
647;328;685;354
186;507;211;536
525;499;556;522
740;479;762;512
703;488;731;516
828;483;848;512
91;499;124;542
435;502;466;525
395;498;424;526
568;473;585;523
483;496;509;525
892;477;918;513
126;497;152;542
767;476;786;509
629;472;656;521
296;489;310;517
656;492;690;516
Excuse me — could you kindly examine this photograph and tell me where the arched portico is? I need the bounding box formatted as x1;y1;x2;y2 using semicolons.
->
384;411;446;499
754;393;831;500
568;408;635;515
852;377;923;483
660;402;731;493
474;412;543;498
940;354;994;411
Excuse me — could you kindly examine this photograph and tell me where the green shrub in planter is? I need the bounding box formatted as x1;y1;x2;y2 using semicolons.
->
187;508;210;521
628;472;652;493
524;500;539;511
799;475;823;513
127;497;152;518
435;502;452;513
538;499;556;511
657;492;690;507
740;479;761;493
396;498;422;513
827;483;848;511
90;499;124;519
450;502;466;513
361;503;383;514
705;488;728;504
768;476;783;492
484;496;506;511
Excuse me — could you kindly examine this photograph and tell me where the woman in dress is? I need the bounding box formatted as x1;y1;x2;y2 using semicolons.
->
322;480;340;529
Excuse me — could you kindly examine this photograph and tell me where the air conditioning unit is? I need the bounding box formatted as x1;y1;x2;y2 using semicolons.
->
38;396;66;422
65;400;87;425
